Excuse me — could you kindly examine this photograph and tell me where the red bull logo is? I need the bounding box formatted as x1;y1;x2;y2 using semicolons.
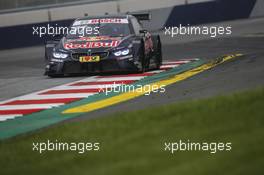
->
64;40;121;49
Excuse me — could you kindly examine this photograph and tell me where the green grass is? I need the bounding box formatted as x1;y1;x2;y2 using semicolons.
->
1;88;264;175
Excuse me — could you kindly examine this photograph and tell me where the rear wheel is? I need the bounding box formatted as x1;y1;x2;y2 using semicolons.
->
138;42;146;73
156;38;162;69
152;36;162;70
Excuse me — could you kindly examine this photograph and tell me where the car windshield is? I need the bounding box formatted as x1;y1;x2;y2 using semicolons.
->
66;18;131;39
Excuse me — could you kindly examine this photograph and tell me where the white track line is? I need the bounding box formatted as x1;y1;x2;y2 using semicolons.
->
16;93;96;100
160;65;179;69
149;70;165;74
0;115;22;121
0;104;64;110
163;61;190;64
95;77;146;81
51;84;122;90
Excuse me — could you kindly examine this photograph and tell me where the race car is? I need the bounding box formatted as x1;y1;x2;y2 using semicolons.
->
44;14;162;77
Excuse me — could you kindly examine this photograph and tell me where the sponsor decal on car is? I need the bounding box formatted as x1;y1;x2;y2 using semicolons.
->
64;40;121;49
73;18;129;26
79;36;121;41
66;36;120;42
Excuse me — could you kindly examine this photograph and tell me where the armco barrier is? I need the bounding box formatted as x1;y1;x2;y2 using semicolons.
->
0;0;263;50
165;0;257;27
0;20;73;49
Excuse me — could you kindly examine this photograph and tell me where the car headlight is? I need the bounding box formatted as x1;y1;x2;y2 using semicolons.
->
121;49;129;55
53;52;68;59
114;51;122;57
114;49;130;57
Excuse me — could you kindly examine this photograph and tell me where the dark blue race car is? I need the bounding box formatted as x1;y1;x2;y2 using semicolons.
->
44;14;162;77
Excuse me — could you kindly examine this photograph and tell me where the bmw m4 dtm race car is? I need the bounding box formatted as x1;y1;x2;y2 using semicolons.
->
44;14;162;77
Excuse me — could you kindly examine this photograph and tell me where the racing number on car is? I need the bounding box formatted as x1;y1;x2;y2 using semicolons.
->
79;56;100;62
91;57;97;61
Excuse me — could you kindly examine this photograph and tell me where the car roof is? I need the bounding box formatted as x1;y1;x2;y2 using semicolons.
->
76;15;134;21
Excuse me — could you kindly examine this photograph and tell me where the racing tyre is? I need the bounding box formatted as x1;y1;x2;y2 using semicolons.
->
47;74;64;78
152;36;162;70
138;42;146;73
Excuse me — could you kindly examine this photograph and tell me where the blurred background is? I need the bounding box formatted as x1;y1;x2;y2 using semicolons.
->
0;0;263;49
0;0;113;11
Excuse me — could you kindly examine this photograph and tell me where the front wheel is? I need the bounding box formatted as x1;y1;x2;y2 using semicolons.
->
47;73;64;78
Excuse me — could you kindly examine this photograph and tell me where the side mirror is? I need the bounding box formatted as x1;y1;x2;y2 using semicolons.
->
139;29;147;34
53;34;64;41
44;34;62;45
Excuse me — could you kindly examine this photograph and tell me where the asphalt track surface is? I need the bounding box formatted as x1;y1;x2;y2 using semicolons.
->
0;17;264;121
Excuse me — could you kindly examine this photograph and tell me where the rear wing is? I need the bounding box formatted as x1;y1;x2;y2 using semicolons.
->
129;13;151;21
